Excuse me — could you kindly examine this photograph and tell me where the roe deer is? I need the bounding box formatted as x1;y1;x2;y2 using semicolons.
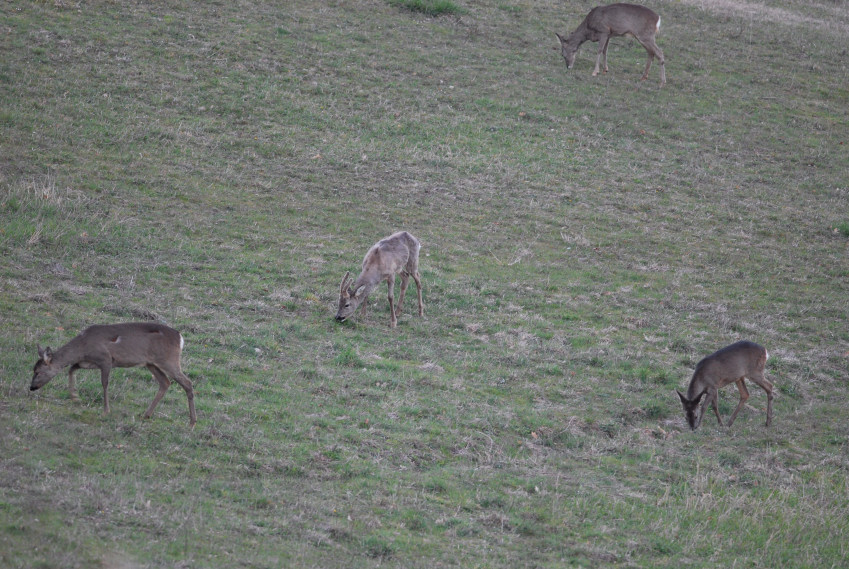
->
556;3;666;85
335;231;423;328
31;322;197;426
677;341;773;430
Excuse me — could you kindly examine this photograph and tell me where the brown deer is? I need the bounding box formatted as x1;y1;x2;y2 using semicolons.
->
30;322;197;426
555;3;666;85
335;231;424;328
676;341;773;430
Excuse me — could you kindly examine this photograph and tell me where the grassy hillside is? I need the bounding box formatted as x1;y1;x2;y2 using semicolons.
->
2;0;848;567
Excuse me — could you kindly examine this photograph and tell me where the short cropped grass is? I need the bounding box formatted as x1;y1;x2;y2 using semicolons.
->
1;0;848;567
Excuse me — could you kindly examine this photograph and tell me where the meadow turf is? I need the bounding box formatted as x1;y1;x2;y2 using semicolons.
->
1;0;848;567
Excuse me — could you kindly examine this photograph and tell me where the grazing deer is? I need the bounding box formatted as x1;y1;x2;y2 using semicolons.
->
335;231;424;328
555;3;666;85
677;341;773;430
30;322;197;426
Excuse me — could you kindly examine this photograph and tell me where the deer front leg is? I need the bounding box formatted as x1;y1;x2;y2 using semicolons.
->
386;276;397;328
601;37;611;73
697;388;721;428
98;365;112;414
593;36;609;76
708;390;724;426
395;273;410;317
727;378;749;427
68;364;81;401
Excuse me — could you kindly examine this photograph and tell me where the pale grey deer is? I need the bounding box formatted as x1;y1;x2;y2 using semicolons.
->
335;231;424;328
30;322;197;426
556;3;666;85
676;341;774;430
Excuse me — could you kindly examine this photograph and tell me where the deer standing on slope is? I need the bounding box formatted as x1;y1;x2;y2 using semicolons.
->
677;340;774;430
30;322;197;426
556;3;666;86
335;231;424;328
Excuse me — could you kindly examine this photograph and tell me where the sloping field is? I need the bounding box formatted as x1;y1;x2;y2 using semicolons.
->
1;0;848;567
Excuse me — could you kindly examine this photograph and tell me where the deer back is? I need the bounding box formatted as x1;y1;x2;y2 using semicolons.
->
687;341;767;398
587;3;660;39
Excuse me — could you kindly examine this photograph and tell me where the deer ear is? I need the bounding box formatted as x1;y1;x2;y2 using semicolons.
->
339;271;351;294
676;390;687;404
39;345;53;363
693;389;707;405
353;285;366;298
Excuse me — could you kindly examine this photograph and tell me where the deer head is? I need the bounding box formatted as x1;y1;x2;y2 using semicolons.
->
335;272;366;322
555;32;579;69
31;345;60;390
677;389;707;431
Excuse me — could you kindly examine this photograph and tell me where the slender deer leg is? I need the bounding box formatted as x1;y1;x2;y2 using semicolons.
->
601;37;611;72
637;40;665;85
748;372;774;427
386;275;397;328
699;388;723;427
159;363;196;427
413;271;424;316
68;364;80;401
98;365;112;414
396;272;410;317
144;365;171;421
594;35;610;76
727;378;749;427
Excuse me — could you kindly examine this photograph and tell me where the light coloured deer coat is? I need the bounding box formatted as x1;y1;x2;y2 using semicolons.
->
30;322;197;426
677;340;773;430
335;231;423;328
556;3;666;85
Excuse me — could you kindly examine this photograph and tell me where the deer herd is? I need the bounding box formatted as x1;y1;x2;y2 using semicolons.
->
29;5;775;432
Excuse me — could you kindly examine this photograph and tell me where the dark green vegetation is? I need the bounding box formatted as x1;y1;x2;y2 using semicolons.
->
2;0;848;567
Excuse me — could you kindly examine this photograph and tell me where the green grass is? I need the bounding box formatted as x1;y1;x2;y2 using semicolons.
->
2;0;849;567
388;0;467;16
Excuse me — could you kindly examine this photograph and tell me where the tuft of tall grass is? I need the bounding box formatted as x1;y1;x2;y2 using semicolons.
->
387;0;466;16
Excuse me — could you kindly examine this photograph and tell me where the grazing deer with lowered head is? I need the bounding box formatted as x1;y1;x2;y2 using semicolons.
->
556;3;666;86
677;341;773;430
335;231;424;328
30;322;197;426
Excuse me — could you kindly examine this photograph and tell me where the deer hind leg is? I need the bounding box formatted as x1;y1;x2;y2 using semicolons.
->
748;371;774;427
639;39;665;85
162;363;196;427
727;378;750;427
594;36;610;76
413;271;424;316
144;364;172;421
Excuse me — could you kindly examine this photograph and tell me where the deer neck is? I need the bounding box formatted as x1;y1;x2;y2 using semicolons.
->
51;335;93;368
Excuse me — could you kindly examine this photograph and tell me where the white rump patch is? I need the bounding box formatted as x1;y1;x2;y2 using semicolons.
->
765;349;769;361
179;334;185;351
656;17;661;31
